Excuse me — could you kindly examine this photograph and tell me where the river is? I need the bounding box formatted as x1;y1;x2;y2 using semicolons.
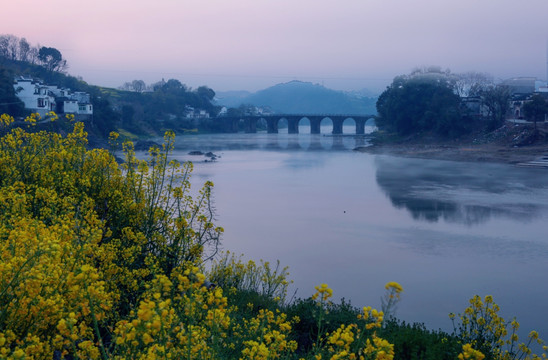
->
162;125;548;337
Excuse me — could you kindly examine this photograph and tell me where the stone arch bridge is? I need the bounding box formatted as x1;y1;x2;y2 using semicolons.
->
219;114;377;134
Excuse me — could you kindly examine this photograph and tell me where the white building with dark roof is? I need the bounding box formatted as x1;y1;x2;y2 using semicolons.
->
13;77;93;117
13;78;56;117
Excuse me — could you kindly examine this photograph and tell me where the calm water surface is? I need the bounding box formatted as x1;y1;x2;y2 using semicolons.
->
165;127;548;336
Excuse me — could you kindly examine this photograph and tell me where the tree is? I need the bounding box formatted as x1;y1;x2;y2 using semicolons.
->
38;46;67;72
479;85;510;130
195;86;216;111
131;79;146;92
0;68;25;116
522;94;548;131
161;78;185;92
0;34;18;60
17;38;30;62
376;73;466;137
119;80;147;92
454;71;494;97
0;34;41;64
119;81;133;91
27;46;39;64
151;79;166;91
196;86;215;101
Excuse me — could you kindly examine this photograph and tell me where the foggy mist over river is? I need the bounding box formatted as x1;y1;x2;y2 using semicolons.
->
155;125;548;336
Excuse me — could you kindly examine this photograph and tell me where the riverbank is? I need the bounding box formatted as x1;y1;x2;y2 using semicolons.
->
355;142;548;165
355;122;548;166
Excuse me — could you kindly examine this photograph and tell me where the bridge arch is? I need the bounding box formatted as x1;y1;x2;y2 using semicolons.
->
342;117;357;134
320;117;334;134
277;117;290;133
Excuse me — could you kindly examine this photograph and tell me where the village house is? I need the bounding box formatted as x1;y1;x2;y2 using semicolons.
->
184;105;210;119
13;77;93;118
502;77;548;120
462;96;489;119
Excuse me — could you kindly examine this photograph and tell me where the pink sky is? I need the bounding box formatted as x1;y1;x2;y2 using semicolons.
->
2;0;548;93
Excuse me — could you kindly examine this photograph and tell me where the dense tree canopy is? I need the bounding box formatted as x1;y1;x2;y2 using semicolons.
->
1;34;68;73
522;94;548;129
475;85;511;131
376;74;467;137
114;78;221;134
38;46;67;72
0;67;25;116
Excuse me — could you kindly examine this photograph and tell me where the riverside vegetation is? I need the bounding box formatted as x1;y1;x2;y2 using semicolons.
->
0;112;547;359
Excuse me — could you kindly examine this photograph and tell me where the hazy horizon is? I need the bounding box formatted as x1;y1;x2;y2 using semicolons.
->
3;0;548;93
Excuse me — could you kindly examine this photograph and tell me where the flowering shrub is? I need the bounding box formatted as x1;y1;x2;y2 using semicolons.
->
381;282;403;321
0;113;545;359
450;295;547;360
0;114;225;358
207;251;292;304
306;284;395;360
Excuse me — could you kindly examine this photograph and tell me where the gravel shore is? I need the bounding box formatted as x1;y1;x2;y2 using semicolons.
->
355;122;548;166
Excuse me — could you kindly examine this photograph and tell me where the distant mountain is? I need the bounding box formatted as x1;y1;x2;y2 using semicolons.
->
345;87;381;98
214;90;252;108
215;81;378;115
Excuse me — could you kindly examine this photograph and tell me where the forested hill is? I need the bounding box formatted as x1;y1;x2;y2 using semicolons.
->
0;34;221;141
215;81;378;114
1;59;221;137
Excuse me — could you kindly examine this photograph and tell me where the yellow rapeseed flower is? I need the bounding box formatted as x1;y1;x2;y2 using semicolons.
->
384;282;403;293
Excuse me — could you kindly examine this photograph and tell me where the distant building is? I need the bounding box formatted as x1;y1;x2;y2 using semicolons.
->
184;106;210;119
13;78;56;117
13;77;93;117
218;106;228;116
462;96;489;118
499;77;548;120
501;77;547;96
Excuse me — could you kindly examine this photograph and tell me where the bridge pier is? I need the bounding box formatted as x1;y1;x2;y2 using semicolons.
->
310;118;321;134
332;119;343;134
356;119;366;135
267;118;278;133
288;118;299;134
244;117;257;133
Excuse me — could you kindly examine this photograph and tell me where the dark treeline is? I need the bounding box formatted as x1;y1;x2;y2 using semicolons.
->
375;66;520;138
112;78;223;135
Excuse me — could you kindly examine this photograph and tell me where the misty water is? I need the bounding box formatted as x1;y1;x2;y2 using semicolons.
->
163;125;548;337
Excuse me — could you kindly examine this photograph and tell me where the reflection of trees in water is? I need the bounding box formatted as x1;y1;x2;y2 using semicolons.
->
395;198;536;226
375;156;546;225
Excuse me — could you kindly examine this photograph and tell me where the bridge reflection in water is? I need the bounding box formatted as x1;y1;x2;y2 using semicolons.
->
262;133;370;151
174;131;374;153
